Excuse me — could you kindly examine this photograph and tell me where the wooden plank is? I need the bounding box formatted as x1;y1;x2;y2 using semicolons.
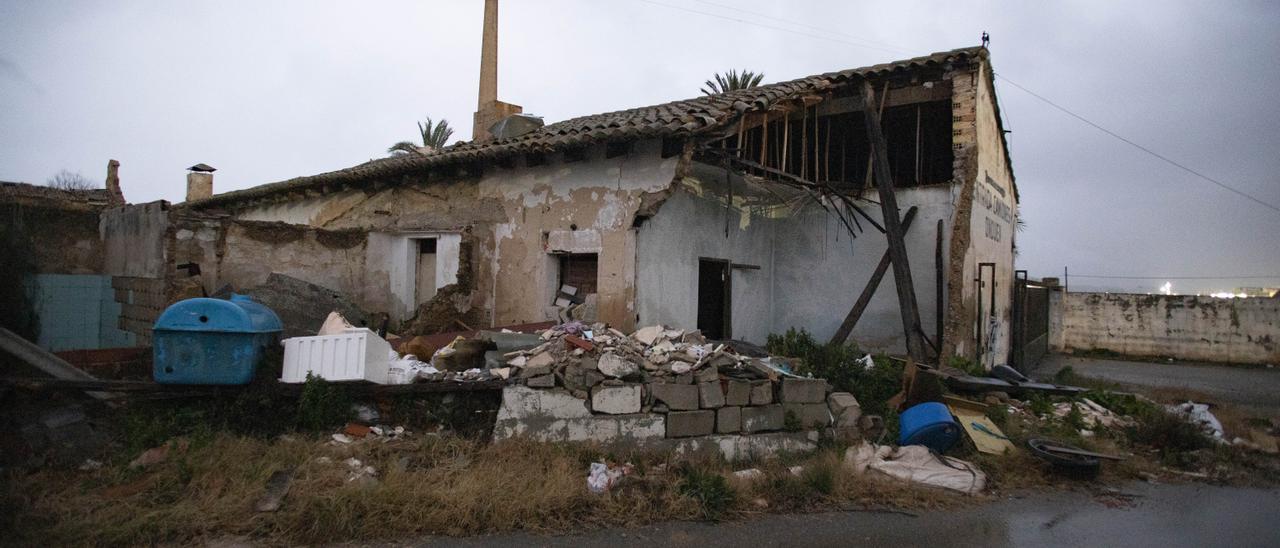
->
861;80;927;361
0;327;112;400
950;404;1018;455
935;219;945;354
829;206;918;344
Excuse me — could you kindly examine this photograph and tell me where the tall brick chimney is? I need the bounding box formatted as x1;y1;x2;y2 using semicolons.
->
472;0;522;141
186;163;215;202
105;159;125;205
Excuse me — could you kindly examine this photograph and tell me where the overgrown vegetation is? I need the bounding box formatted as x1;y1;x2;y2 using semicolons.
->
678;466;737;520
3;434;967;545
296;373;352;431
765;328;903;418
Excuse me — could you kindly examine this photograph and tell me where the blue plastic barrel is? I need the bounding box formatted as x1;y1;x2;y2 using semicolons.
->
898;402;961;452
153;294;283;385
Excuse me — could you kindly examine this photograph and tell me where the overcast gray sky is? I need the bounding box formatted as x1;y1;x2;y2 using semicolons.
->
2;1;1277;293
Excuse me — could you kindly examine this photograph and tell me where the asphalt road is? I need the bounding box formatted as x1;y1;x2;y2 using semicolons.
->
415;482;1280;547
1028;354;1280;414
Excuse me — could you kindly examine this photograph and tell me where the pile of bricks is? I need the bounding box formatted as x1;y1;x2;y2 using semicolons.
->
495;323;864;440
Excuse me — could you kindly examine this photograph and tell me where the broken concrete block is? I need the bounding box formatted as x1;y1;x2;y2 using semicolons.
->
591;384;642;415
525;352;556;370
780;378;827;403
597;352;638;378
858;414;885;440
650;383;699;411
741;405;785;433
695;365;720;384
699;381;725;409
717;406;742;434
826;392;862;427
724;380;751;406
632;325;664;345
784;403;832;429
526;374;556;388
675;372;695;384
667;410;715;438
750;380;773;405
825;426;862;443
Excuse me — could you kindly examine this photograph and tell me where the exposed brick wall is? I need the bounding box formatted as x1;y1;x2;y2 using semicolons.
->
112;276;167;345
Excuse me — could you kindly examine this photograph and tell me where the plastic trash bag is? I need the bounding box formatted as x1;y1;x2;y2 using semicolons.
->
587;462;631;494
845;441;986;495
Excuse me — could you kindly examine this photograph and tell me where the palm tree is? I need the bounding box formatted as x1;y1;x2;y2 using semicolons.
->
701;69;765;95
388;117;454;156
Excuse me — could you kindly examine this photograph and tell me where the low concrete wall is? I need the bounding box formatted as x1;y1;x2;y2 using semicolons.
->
30;274;135;351
1050;291;1280;364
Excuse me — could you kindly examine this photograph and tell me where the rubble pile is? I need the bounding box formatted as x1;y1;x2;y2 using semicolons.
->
491;321;866;439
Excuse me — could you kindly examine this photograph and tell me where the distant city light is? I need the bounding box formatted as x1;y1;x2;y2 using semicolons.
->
1159;282;1173;295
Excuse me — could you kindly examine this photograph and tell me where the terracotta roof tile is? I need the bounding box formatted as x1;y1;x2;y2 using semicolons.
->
191;46;985;208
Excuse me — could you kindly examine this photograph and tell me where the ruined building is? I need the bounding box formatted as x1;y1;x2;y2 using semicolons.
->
132;45;1017;366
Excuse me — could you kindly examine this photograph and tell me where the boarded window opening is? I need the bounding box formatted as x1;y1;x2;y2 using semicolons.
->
558;253;598;296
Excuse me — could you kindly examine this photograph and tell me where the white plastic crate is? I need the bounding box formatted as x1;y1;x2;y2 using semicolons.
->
280;328;392;384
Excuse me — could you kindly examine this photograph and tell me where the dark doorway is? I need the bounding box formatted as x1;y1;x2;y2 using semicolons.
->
1010;271;1050;373
697;258;731;340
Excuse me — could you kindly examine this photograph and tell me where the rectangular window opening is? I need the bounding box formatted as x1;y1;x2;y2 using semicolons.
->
558;253;598;298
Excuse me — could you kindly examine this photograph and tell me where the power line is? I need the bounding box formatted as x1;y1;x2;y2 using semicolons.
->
994;74;1280;215
633;0;1280;216
1068;274;1280;280
632;0;905;55
689;0;913;54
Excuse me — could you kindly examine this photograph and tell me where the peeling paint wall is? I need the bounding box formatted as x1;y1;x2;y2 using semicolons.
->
635;184;776;342
772;185;955;351
943;61;1017;367
1050;291;1280;364
101;202;171;279
634;175;955;350
481;139;678;331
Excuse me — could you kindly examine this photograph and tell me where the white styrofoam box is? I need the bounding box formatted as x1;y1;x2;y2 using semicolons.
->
281;328;393;384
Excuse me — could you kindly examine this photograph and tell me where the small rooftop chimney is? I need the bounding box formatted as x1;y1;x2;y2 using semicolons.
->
472;0;522;141
105;159;125;205
186;163;215;202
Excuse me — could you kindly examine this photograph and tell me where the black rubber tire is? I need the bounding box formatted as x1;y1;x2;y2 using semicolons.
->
1027;438;1101;480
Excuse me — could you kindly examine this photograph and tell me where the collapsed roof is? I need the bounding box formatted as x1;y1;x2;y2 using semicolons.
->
190;46;1005;209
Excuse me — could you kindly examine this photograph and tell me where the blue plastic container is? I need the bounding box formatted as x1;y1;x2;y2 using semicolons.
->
153;294;283;385
898;402;961;453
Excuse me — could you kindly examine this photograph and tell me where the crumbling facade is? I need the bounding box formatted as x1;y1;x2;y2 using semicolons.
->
110;46;1017;366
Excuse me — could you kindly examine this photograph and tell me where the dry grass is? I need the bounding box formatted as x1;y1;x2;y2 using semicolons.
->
2;432;979;545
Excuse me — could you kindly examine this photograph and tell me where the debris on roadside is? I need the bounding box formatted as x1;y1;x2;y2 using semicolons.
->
254;469;294;512
845;441;986;495
1026;438;1111;480
898;401;960;453
586;461;633;494
1167;401;1225;441
345;457;378;486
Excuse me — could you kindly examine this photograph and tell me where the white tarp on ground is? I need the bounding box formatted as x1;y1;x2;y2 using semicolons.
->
845;441;986;495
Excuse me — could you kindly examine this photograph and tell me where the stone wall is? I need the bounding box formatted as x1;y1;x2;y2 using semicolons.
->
489;324;865;458
1050;291;1280;365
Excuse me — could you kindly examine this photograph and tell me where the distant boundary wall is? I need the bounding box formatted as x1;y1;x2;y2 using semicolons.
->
1049;291;1280;365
